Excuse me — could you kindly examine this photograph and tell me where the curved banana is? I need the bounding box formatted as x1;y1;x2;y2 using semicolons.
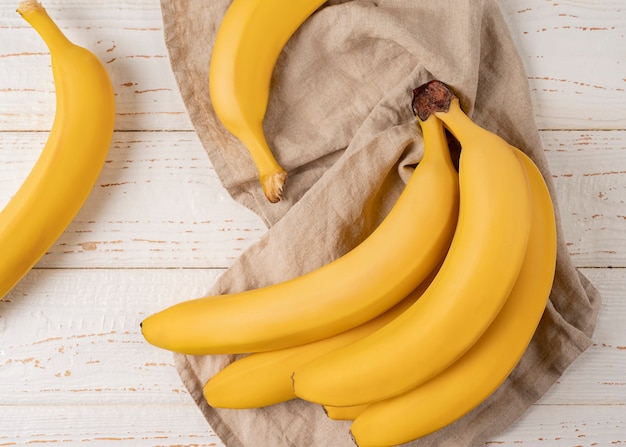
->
291;81;532;407
209;0;327;202
203;270;437;409
0;0;115;300
141;113;459;355
350;148;557;447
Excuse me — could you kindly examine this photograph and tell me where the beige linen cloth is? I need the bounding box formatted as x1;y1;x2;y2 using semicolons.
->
159;0;602;445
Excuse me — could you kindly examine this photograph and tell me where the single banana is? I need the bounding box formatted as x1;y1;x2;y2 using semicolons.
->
141;112;459;355
209;0;327;202
292;81;532;407
350;147;557;447
203;270;437;409
0;0;115;300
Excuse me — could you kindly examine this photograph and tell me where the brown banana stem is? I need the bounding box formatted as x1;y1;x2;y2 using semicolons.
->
411;80;455;121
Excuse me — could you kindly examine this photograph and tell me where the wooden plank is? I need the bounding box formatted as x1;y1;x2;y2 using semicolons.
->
531;267;626;405
1;130;624;268
0;268;223;405
489;404;626;445
0;402;624;446
0;405;226;447
1;404;624;447
0;267;623;446
542;130;626;268
0;0;623;131
0;268;622;405
0;131;267;269
499;0;626;129
0;0;191;132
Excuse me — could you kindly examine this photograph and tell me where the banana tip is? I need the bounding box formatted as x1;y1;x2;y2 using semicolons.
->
261;171;288;203
17;0;43;15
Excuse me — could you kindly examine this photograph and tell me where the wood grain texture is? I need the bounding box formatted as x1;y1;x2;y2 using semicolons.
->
0;269;623;445
542;130;626;267
1;130;623;268
0;405;224;446
499;0;626;129
0;131;266;268
0;0;624;131
0;0;189;132
0;0;624;446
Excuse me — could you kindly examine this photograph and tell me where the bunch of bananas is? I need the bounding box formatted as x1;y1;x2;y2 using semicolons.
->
141;80;557;445
0;1;115;300
140;88;460;354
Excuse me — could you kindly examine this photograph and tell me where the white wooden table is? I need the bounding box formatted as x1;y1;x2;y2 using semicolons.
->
0;1;624;445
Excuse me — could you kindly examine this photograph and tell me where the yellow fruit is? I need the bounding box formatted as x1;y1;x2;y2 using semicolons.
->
141;111;459;355
291;81;532;407
209;0;326;202
0;0;115;300
203;270;437;409
350;147;557;446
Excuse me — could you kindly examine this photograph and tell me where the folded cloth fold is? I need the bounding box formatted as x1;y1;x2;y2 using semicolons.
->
160;0;601;445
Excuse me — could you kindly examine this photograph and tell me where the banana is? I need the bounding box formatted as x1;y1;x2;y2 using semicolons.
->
140;111;459;355
350;147;557;447
291;80;532;407
203;270;437;409
0;1;115;300
209;0;327;202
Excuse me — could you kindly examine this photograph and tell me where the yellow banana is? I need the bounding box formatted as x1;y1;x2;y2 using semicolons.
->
203;270;437;409
141;111;459;355
292;81;532;407
0;0;115;300
350;147;557;447
209;0;327;202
